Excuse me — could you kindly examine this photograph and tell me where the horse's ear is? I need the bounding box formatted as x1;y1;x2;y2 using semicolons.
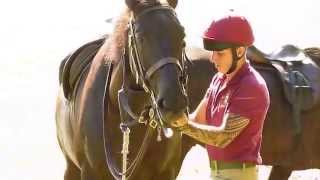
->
126;0;178;10
125;0;139;10
166;0;178;8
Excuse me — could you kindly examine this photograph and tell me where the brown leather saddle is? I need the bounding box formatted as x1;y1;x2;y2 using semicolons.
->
59;36;106;99
247;45;320;135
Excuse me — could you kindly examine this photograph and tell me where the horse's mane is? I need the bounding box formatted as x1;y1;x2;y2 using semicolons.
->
304;47;320;66
102;9;130;64
102;0;162;65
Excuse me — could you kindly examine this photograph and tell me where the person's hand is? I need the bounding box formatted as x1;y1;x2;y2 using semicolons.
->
170;114;188;131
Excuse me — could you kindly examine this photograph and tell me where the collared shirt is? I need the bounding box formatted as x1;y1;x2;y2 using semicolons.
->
205;61;270;164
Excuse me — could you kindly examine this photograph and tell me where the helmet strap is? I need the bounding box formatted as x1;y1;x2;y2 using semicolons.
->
226;47;244;74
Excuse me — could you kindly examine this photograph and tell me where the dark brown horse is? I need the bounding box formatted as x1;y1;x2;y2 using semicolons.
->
182;46;320;180
56;0;190;179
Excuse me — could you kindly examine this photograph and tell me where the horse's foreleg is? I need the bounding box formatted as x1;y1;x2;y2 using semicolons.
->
64;158;81;180
268;165;292;180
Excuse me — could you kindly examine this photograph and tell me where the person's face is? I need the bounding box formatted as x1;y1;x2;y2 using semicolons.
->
210;48;233;74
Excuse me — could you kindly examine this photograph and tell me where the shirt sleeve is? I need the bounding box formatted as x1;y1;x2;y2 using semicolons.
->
179;113;249;148
227;82;270;120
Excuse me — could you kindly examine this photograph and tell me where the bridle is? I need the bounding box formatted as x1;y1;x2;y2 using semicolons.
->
103;4;191;180
125;4;190;130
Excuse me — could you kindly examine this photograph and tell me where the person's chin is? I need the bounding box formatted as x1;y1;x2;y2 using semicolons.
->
217;68;226;74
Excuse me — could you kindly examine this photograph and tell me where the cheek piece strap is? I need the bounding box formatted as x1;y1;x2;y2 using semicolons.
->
226;47;244;74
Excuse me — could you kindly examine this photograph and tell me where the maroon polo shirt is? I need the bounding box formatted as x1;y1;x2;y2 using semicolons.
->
205;61;270;164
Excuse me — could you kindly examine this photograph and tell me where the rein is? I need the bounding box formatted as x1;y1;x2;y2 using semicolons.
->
102;5;191;180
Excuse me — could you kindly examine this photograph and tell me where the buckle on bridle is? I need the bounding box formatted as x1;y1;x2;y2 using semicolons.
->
149;108;155;118
138;116;147;125
149;119;158;129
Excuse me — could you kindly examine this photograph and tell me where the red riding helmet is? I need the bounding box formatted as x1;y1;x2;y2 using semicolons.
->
203;15;254;51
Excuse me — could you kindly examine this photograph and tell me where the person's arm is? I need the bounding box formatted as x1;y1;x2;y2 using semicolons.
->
172;89;249;148
174;113;249;148
173;99;249;148
186;97;232;131
173;77;249;148
188;98;208;124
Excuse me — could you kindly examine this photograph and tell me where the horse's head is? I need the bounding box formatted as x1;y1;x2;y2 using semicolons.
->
124;0;188;125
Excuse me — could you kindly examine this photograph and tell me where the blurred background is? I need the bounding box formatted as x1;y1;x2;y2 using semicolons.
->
0;0;319;179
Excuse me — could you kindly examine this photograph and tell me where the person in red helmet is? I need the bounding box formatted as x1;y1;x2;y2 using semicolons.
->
172;14;270;179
